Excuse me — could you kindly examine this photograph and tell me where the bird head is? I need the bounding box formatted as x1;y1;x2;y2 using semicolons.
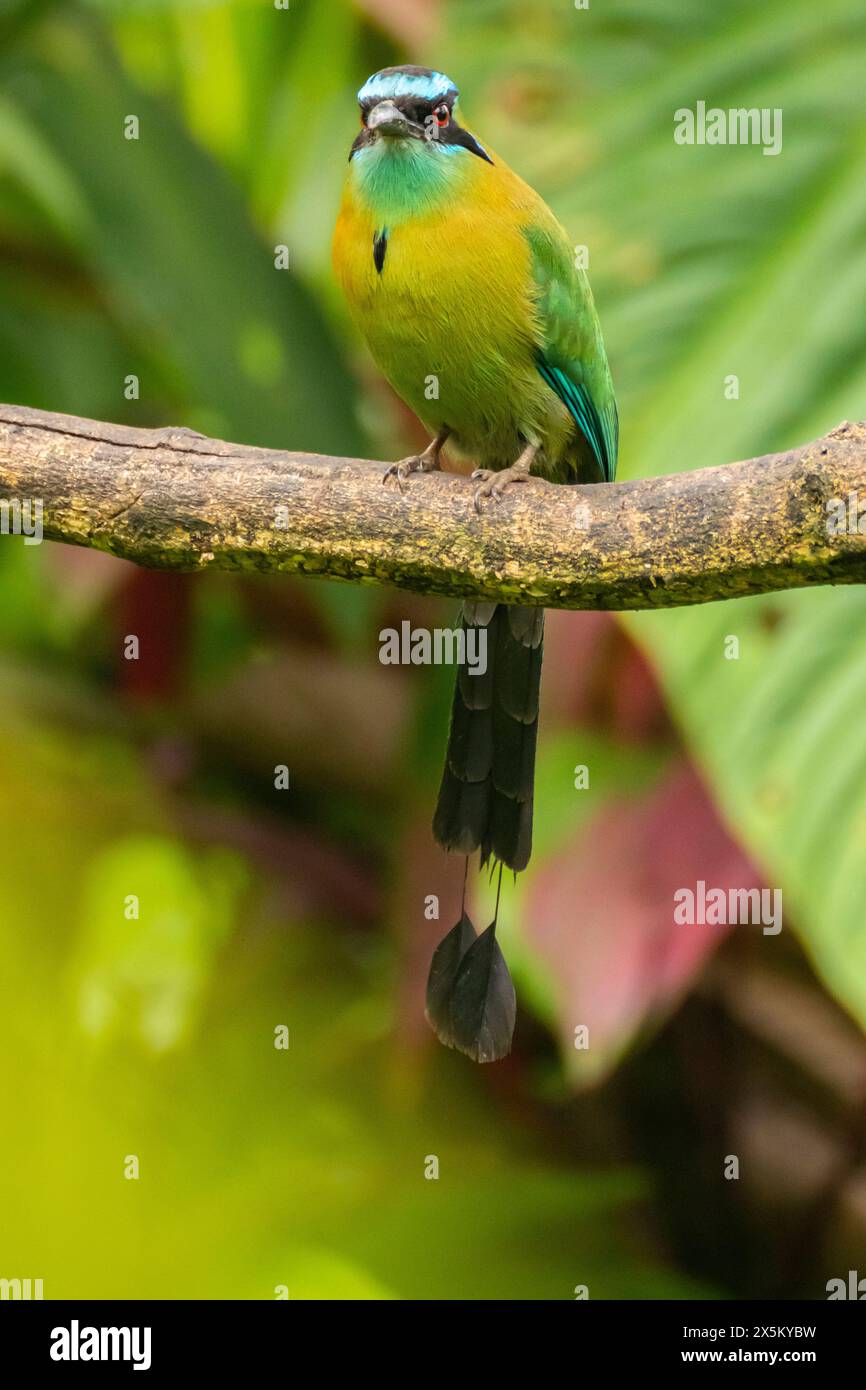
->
349;65;492;165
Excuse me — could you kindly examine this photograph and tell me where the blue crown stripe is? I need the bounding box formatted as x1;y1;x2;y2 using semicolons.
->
358;71;458;105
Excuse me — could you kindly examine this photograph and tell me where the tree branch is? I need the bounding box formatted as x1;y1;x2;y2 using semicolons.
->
1;403;865;610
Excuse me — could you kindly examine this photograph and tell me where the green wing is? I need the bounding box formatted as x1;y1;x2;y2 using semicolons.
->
524;220;618;482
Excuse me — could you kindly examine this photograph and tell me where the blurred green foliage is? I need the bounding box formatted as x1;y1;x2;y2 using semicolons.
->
448;0;866;1034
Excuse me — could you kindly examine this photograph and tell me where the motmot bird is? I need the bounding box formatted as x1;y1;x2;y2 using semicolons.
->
333;66;618;1061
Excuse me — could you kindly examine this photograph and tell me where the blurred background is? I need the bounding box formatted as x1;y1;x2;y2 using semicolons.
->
1;0;865;1300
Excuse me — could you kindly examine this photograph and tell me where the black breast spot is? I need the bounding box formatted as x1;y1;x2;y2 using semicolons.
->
373;229;388;274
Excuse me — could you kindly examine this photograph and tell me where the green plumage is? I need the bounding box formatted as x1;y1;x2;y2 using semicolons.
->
333;64;619;1059
524;221;618;482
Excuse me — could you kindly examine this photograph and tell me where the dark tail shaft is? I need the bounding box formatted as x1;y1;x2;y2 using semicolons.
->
433;601;543;871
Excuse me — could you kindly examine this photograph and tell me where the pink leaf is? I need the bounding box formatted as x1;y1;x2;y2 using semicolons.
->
526;762;759;1078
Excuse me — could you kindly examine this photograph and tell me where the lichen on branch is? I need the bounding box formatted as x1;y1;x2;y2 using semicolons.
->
1;404;865;611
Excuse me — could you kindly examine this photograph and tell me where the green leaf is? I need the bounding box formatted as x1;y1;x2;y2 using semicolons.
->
1;8;365;455
449;0;866;1034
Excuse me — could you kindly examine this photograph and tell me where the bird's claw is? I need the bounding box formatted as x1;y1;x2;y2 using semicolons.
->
383;457;417;493
383;453;439;493
471;465;529;514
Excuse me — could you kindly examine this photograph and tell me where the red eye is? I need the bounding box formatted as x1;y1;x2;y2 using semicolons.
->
434;104;450;127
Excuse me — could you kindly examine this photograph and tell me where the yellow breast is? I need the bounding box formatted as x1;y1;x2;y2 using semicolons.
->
332;144;570;466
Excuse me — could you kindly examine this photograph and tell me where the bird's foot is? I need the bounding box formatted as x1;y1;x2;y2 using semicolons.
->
471;463;530;514
471;444;539;513
383;451;440;492
383;429;449;493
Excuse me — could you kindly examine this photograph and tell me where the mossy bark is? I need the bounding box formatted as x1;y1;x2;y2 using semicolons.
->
1;404;865;610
